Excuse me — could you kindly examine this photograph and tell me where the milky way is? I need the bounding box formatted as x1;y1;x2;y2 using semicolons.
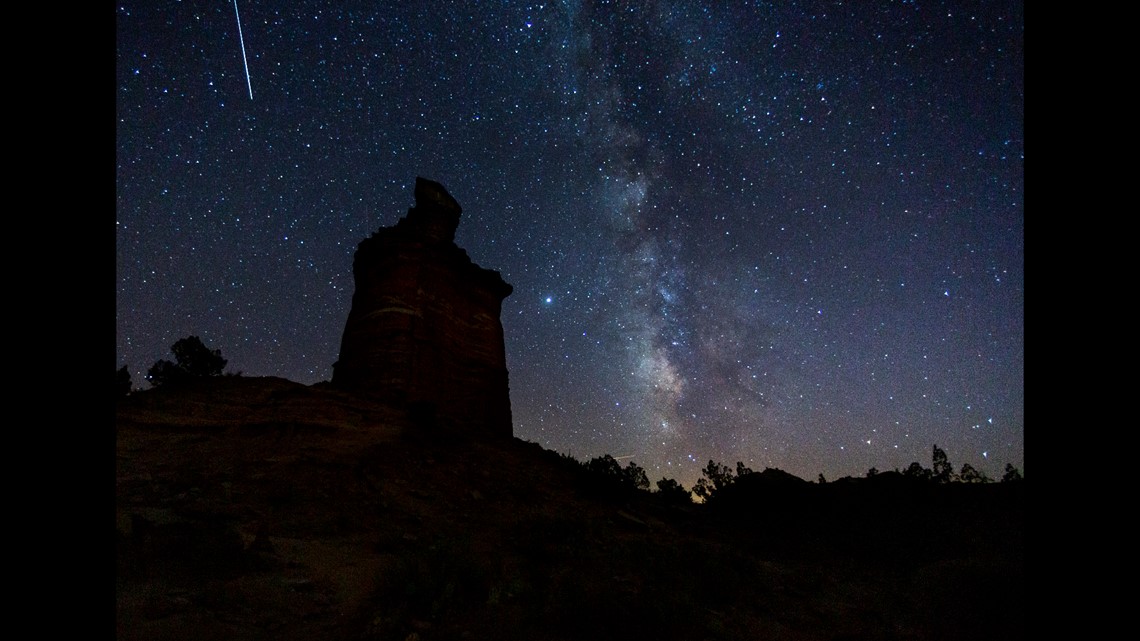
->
117;1;1023;488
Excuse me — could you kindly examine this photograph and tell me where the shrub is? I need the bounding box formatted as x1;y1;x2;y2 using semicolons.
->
655;477;692;504
146;335;228;388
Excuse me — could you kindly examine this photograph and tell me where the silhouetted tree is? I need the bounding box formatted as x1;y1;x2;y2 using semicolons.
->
932;445;955;483
1002;463;1023;482
817;473;826;484
171;335;227;377
583;455;649;494
692;460;736;501
903;461;932;481
585;454;623;480
117;365;132;398
623;461;650;491
866;467;879;478
705;460;735;491
655;478;691;504
146;359;189;388
146;335;228;388
692;478;711;501
735;461;754;478
957;463;989;483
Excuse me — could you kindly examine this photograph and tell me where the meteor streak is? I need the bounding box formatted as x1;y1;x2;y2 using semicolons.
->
233;0;253;100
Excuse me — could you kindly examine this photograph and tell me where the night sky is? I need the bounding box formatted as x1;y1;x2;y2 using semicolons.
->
116;1;1023;488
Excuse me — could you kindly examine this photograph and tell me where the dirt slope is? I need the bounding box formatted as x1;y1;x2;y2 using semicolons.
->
116;377;1023;641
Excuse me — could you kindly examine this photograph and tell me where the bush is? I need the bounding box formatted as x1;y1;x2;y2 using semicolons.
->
903;461;933;481
146;335;228;388
655;478;692;504
170;335;227;377
581;455;650;497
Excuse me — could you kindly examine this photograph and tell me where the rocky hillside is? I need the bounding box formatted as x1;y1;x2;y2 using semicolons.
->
116;376;1022;641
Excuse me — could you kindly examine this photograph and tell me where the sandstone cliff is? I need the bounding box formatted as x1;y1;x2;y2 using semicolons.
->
332;178;514;439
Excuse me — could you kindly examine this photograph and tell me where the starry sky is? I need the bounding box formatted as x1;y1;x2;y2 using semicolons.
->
116;1;1023;488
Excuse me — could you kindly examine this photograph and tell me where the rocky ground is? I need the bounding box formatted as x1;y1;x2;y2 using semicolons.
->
116;377;1023;641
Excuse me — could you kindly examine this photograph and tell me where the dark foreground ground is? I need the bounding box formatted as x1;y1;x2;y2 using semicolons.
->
116;377;1023;641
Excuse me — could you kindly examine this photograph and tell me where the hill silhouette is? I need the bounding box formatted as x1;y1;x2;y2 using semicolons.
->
116;376;1022;641
117;178;1021;640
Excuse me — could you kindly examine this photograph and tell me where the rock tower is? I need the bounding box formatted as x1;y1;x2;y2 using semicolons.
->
332;177;514;438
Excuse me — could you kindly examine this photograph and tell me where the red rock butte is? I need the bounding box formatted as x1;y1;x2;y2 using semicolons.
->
332;177;514;438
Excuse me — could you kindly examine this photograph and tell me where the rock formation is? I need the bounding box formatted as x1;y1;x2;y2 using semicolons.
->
332;177;513;438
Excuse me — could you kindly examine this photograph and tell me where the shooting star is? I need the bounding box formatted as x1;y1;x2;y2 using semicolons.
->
233;0;253;100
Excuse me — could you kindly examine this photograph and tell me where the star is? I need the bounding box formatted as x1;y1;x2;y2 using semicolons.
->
117;0;1023;487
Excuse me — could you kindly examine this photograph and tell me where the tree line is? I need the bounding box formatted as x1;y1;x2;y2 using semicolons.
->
569;443;1022;506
